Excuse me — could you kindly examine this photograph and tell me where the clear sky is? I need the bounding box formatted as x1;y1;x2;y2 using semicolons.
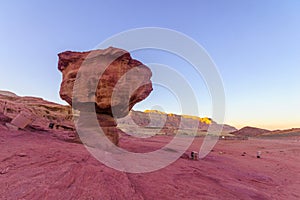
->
1;0;299;130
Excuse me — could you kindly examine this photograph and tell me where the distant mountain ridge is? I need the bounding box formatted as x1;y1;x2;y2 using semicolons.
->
1;91;298;137
231;126;271;137
118;110;237;134
0;91;236;134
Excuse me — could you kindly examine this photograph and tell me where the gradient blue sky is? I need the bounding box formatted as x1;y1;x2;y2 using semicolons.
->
1;0;299;129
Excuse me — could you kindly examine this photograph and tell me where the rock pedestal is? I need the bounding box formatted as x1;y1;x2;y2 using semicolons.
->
58;47;152;145
75;112;119;146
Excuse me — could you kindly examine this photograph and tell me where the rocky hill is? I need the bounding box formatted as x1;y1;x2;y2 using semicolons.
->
0;91;73;131
231;126;271;137
261;128;300;137
118;110;237;135
0;91;236;135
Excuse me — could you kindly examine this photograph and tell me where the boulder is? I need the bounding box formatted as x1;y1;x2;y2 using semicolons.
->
10;111;35;129
58;47;152;118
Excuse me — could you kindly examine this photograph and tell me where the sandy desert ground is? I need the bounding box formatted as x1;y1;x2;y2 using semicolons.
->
0;128;299;200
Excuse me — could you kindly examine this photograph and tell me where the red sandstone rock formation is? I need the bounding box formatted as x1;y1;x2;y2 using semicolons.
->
58;47;152;117
58;47;153;145
0;91;73;131
1;126;299;199
0;92;236;138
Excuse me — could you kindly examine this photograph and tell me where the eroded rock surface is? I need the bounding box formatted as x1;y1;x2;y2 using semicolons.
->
118;110;237;135
58;47;153;145
0;92;73;131
58;47;152;117
0;92;236;141
1;127;299;200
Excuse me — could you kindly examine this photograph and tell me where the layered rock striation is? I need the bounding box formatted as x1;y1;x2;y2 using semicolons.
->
0;91;73;131
58;47;153;145
118;110;237;135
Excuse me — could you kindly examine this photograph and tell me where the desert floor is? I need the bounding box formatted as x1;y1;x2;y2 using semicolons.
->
0;130;299;200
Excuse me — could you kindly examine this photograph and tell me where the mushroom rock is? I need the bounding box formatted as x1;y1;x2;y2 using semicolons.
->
58;47;153;145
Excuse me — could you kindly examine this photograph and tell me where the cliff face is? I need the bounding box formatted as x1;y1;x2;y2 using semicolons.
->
118;110;237;134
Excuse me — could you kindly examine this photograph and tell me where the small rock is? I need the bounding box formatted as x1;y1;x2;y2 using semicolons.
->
0;167;10;175
180;153;189;159
5;123;19;131
17;152;27;157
